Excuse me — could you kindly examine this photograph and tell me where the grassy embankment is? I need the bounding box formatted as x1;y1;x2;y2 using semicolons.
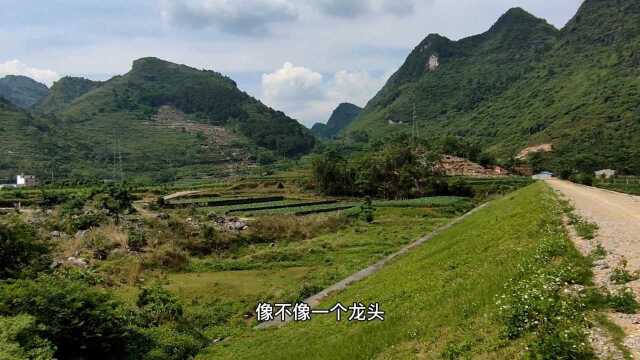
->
198;182;595;359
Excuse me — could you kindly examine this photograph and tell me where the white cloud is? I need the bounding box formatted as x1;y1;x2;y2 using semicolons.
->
329;70;389;106
261;62;390;126
161;0;298;36
315;0;417;18
262;62;324;102
0;60;60;86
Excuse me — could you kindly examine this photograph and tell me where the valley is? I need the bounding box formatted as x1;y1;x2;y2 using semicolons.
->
2;0;640;359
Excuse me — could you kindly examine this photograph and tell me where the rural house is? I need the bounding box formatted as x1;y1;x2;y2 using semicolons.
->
595;169;616;179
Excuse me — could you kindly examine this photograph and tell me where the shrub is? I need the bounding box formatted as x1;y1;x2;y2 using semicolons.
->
590;243;607;260
70;211;106;232
144;245;189;271
610;267;639;285
608;288;639;314
0;276;134;359
0;314;56;360
96;183;135;218
82;233;117;260
137;285;184;326
183;225;231;255
0;221;51;279
60;196;86;216
137;325;206;360
128;229;148;252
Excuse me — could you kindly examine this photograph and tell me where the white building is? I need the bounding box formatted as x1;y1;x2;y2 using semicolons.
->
16;174;37;187
532;171;554;180
595;169;616;179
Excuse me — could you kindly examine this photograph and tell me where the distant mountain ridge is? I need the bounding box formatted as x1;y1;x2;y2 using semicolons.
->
311;103;362;139
345;0;640;173
0;75;49;108
0;57;316;180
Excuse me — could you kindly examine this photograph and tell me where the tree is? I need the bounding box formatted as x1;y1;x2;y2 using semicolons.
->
0;315;56;360
0;221;50;280
97;183;135;222
0;276;134;359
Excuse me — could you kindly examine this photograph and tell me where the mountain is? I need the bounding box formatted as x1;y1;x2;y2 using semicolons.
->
311;103;362;138
0;98;52;179
345;1;640;174
1;58;316;181
0;75;49;108
35;76;103;114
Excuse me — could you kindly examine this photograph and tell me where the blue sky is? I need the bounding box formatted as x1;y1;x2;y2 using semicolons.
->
0;0;584;127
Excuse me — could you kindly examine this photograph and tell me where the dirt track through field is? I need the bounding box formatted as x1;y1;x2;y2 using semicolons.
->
547;180;640;270
548;179;640;357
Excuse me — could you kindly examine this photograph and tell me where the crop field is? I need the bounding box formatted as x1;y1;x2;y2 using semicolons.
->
231;203;360;217
166;195;286;208
372;196;468;208
595;177;640;195
196;196;474;218
199;183;594;360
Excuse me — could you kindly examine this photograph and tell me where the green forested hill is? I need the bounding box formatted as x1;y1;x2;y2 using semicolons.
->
0;75;49;108
57;58;315;158
35;76;103;114
346;0;640;174
0;58;316;182
0;98;52;178
311;103;362;139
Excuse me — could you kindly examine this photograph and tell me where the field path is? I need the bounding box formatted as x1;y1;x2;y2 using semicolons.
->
548;179;640;356
547;179;640;270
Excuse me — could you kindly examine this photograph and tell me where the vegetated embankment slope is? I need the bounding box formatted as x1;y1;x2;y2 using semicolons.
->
199;183;591;359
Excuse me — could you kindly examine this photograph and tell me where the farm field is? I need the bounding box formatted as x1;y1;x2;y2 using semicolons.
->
198;183;596;360
595;179;640;195
111;197;475;344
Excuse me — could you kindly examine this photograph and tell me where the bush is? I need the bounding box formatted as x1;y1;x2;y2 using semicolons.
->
0;221;51;279
610;267;639;285
608;288;639;314
137;325;206;360
69;210;106;232
137;285;184;326
128;229;148;251
96;183;135;218
0;276;134;359
0;314;56;360
82;233;118;260
144;245;189;271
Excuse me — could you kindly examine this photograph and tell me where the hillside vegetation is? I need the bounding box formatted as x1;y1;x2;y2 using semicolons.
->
0;58;316;181
311;103;362;139
346;0;640;174
0;75;49;108
35;76;103;114
58;58;315;158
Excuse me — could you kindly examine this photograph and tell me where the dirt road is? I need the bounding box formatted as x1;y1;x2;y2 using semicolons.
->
548;179;640;270
548;179;640;357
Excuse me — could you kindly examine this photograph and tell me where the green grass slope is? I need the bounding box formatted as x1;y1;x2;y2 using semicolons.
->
347;0;640;173
198;182;592;359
